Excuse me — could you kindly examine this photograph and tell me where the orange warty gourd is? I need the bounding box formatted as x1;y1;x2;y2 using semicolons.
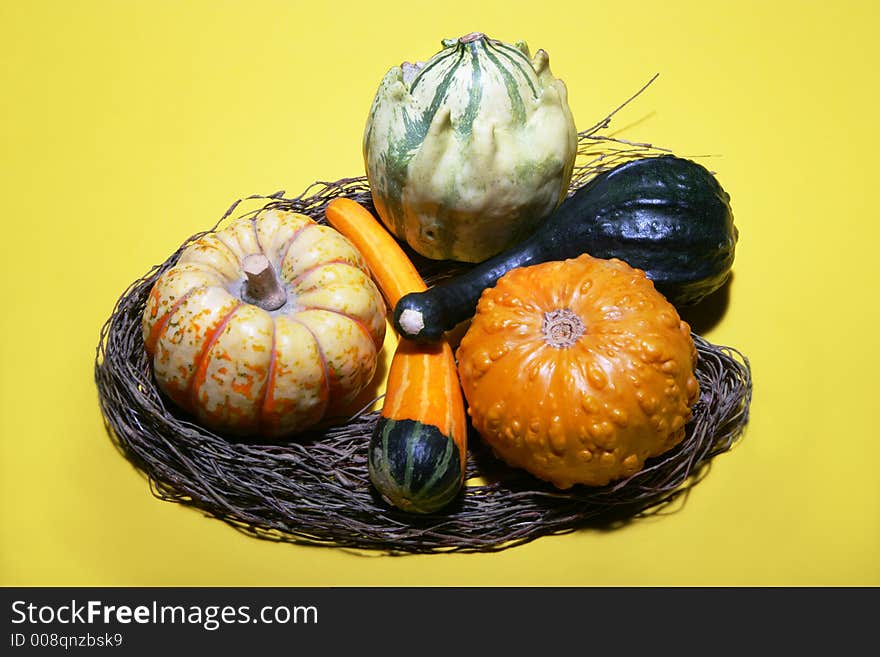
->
142;208;386;438
456;254;700;489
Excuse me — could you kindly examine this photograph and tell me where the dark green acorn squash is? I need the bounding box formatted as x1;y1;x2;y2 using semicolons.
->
392;155;738;342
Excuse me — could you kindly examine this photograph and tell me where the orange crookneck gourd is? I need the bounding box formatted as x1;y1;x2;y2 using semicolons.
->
456;254;700;489
142;208;386;438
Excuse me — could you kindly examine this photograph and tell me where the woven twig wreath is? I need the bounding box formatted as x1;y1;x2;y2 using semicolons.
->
95;105;752;554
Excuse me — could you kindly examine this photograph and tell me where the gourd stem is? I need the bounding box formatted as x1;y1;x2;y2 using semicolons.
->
459;32;487;43
542;308;585;348
398;308;426;338
241;254;287;311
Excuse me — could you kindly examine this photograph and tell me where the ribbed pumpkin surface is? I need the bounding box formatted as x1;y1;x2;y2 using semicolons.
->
142;209;386;438
456;254;700;489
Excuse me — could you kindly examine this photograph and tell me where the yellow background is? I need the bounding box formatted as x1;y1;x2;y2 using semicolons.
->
2;0;878;586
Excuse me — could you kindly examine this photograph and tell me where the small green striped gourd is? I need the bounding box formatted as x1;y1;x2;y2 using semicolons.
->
370;418;463;514
363;32;578;263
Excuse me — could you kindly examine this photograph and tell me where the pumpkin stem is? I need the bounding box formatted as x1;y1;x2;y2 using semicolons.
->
542;308;584;348
241;254;287;311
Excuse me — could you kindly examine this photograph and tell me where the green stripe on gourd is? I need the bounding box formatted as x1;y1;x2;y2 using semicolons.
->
456;42;484;137
363;33;578;263
495;42;542;94
409;47;458;93
481;43;528;125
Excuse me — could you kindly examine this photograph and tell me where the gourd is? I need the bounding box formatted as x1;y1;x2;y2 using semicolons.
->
363;32;578;263
456;253;700;489
142;208;386;438
326;198;467;513
393;155;737;342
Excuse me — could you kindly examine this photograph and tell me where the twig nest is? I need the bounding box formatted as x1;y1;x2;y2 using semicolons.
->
95;179;752;553
457;254;700;489
141;209;386;438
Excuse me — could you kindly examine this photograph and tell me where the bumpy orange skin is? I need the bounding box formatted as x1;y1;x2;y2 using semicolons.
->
456;254;699;489
142;209;386;438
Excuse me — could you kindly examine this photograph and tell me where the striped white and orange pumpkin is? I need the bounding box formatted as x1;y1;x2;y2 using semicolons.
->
142;209;386;438
363;32;578;263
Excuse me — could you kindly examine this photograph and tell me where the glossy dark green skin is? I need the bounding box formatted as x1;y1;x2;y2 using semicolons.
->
393;155;737;341
369;417;463;514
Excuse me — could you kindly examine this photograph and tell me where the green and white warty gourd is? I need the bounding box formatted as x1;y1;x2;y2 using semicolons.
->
363;33;578;263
